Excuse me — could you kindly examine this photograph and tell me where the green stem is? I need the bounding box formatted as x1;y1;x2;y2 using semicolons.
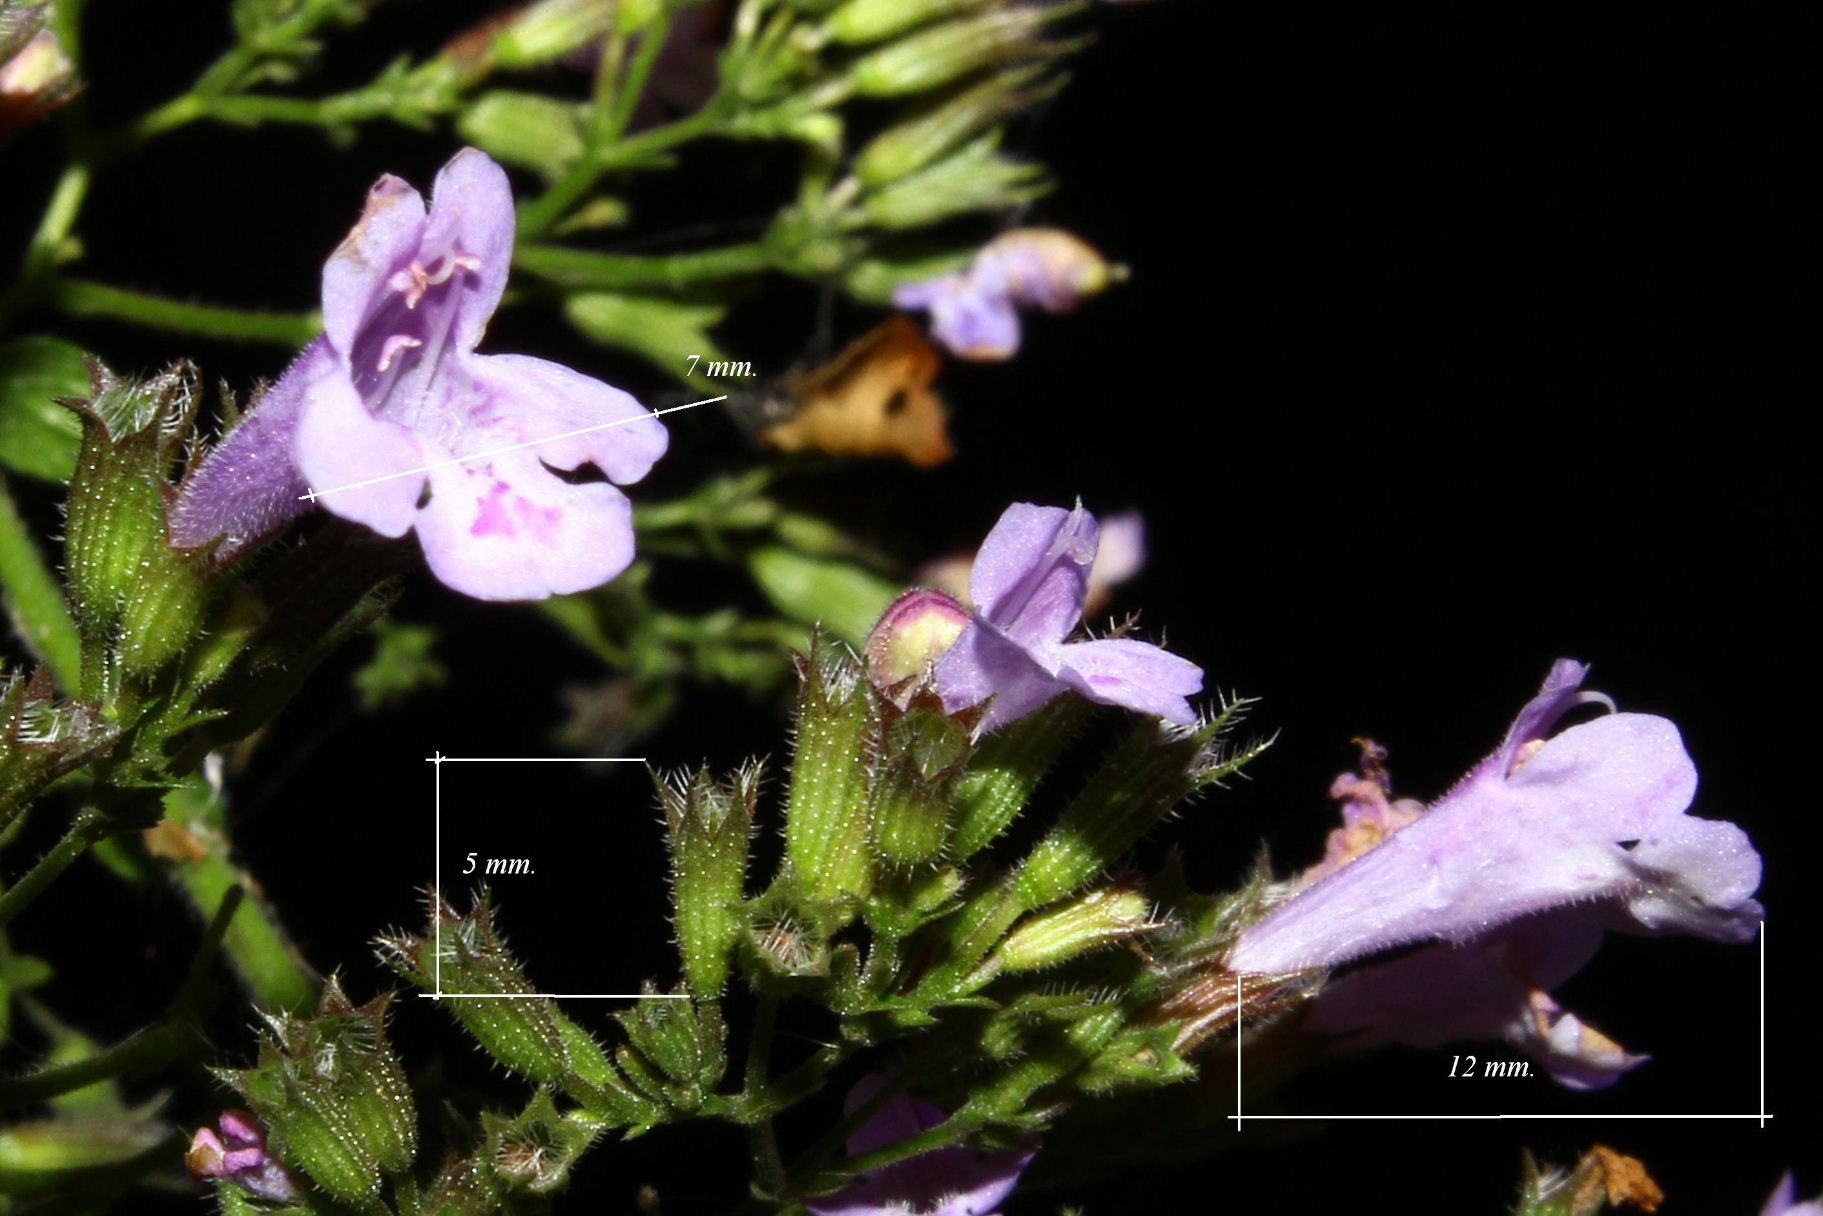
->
0;886;239;1108
125;0;358;142
0;476;81;693
744;995;787;1199
0;164;90;327
517;108;725;235
159;784;319;1013
44;277;319;345
0;810;110;930
603;13;675;146
516;241;773;291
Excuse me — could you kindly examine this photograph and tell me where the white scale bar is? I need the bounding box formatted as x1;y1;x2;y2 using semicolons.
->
301;396;725;502
1232;919;1771;1126
426;752;676;1000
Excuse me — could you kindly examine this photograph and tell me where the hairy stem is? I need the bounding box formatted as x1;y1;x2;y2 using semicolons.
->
44;278;320;345
0;809;110;931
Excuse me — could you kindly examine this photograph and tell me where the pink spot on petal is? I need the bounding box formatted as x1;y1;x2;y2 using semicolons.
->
470;482;517;538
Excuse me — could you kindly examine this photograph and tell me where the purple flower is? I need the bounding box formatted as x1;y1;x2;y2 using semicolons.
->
806;1075;1036;1216
1297;910;1650;1089
185;1109;301;1204
933;503;1202;731
1763;1174;1823;1216
171;148;668;601
893;229;1117;361
1227;659;1763;975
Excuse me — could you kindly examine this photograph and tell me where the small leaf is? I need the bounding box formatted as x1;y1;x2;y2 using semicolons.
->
0;336;87;482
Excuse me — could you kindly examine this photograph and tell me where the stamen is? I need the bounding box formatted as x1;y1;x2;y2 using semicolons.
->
377;335;423;372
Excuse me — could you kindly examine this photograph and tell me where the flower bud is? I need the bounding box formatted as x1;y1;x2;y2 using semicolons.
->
863;133;1049;230
186;1110;302;1204
490;0;615;69
749;544;899;649
855;66;1062;186
848;10;1064;99
864;588;968;698
1013;718;1220;909
827;0;993;45
991;884;1158;975
0;14;75;144
458;91;587;180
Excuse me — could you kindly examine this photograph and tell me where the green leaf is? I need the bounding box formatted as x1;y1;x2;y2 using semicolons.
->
458;91;587;180
0;336;87;482
562;291;728;379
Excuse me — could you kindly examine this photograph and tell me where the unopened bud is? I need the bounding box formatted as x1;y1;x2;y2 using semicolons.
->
855;67;1062;186
992;885;1156;973
0;18;75;144
458;91;586;180
186;1109;302;1204
849;10;1059;98
828;0;993;45
864;133;1049;230
492;0;615;68
863;588;967;698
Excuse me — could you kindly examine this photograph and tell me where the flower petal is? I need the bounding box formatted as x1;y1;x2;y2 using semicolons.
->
1601;813;1764;941
321;176;426;356
1495;657;1613;775
928;285;1021;361
292;355;427;538
937;618;1068;730
170;341;321;558
413;448;636;600
968;502;1098;646
1056;636;1202;724
1229;708;1715;974
1305;912;1605;1045
464;353;667;484
424;147;516;353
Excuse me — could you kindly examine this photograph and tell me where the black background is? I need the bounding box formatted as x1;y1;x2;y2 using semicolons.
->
1;2;1815;1212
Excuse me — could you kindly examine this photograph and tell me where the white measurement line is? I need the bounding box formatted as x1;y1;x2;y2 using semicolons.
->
1231;921;1775;1129
424;751;665;1001
432;751;443;997
1234;974;1242;1133
418;993;690;1001
1230;1115;1502;1122
1228;1114;1772;1123
431;757;648;763
299;396;726;502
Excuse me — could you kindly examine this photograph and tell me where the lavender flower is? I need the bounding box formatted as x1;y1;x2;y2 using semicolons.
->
185;1109;301;1204
1227;659;1763;975
806;1075;1036;1216
893;229;1117;360
171;148;668;601
1297;911;1650;1089
933;503;1202;731
1763;1174;1823;1216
